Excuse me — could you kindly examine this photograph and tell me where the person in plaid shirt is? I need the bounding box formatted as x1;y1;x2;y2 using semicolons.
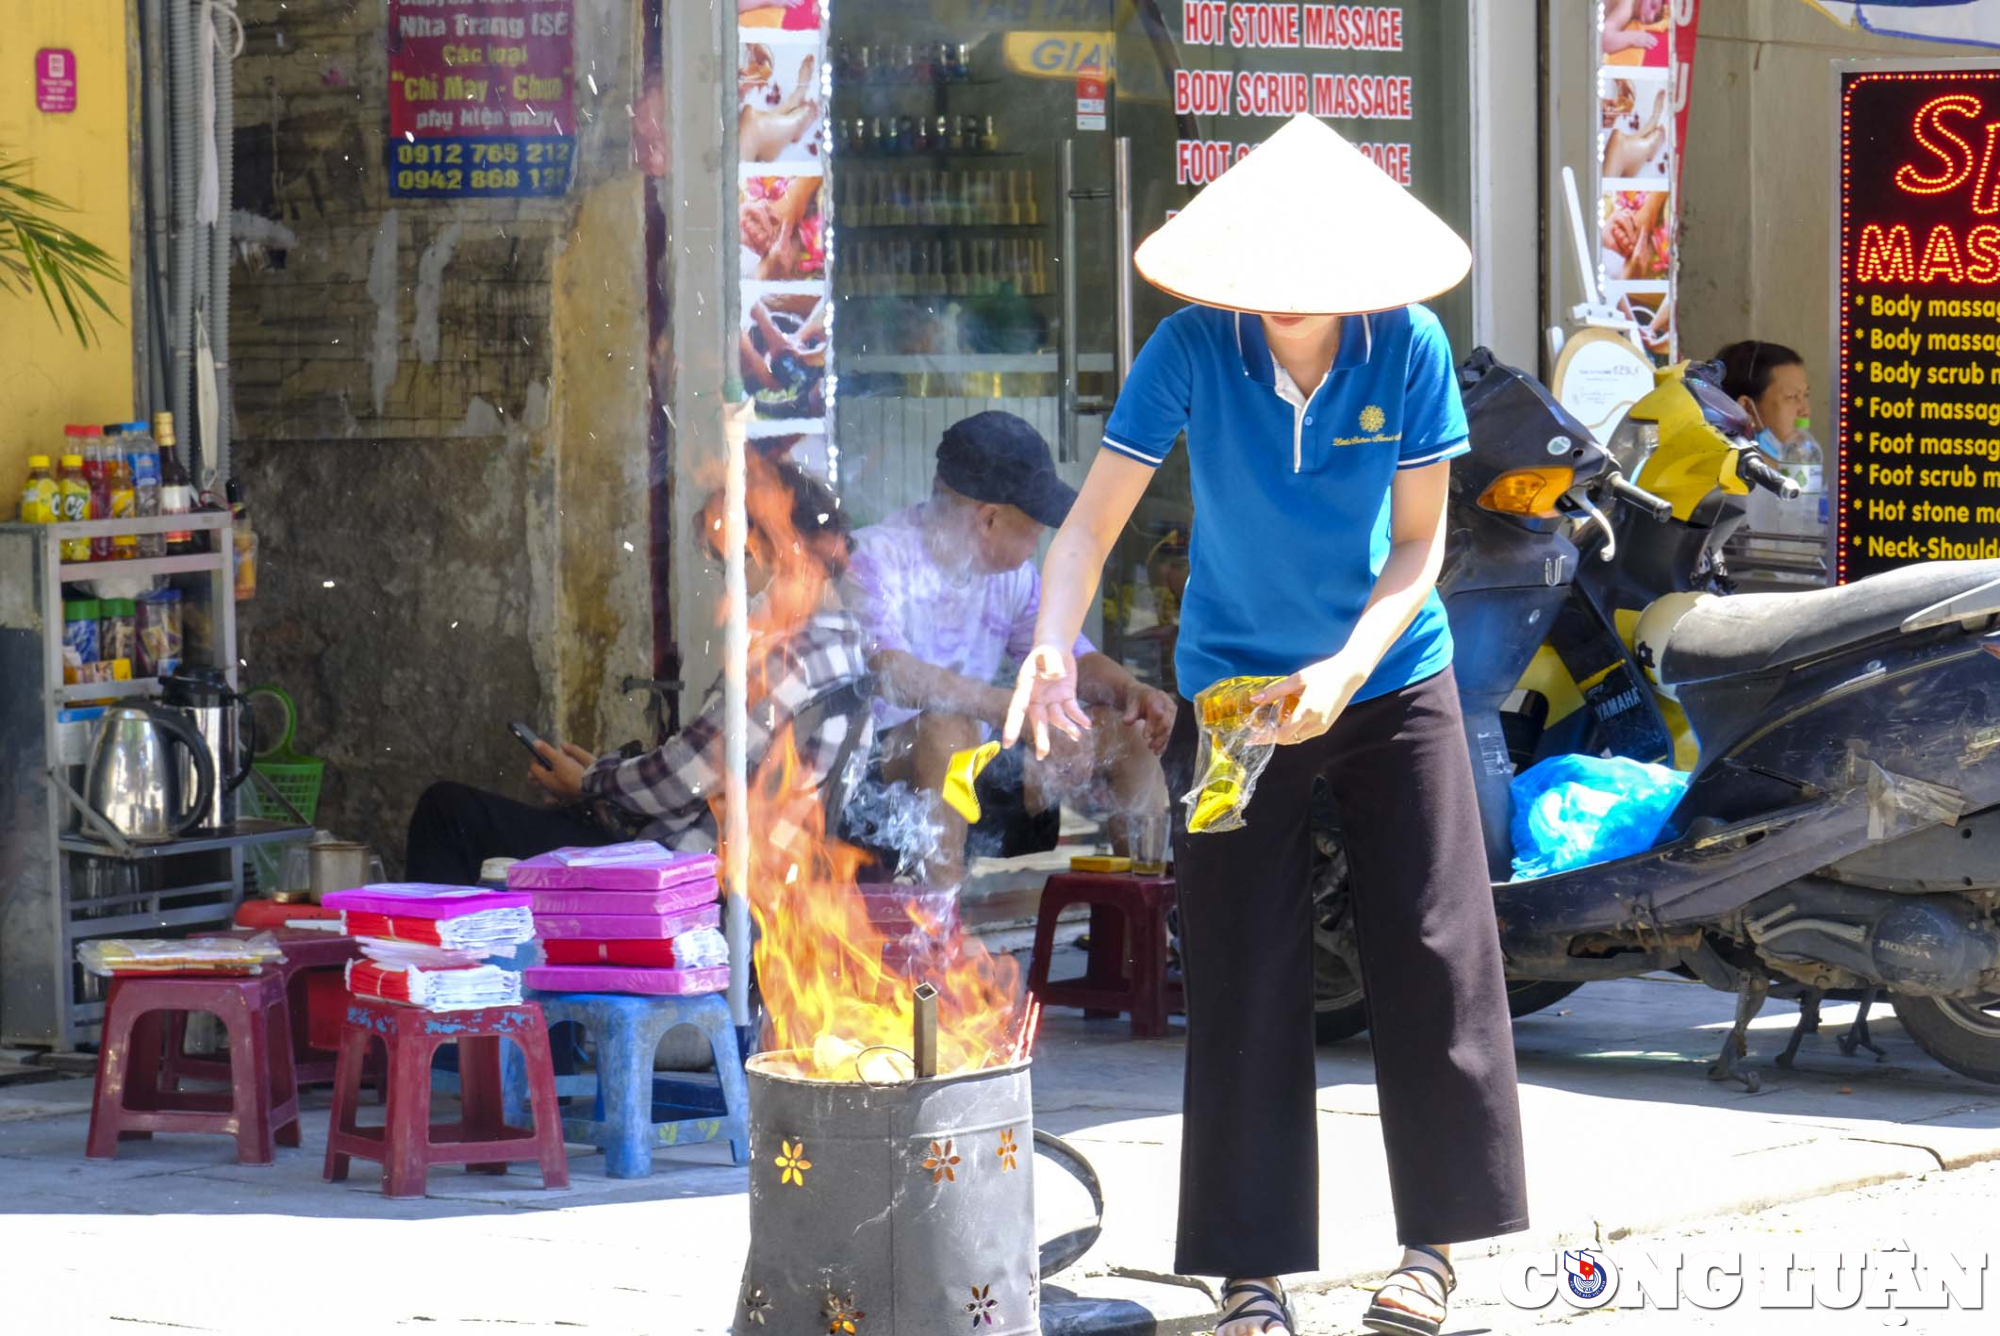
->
405;457;871;884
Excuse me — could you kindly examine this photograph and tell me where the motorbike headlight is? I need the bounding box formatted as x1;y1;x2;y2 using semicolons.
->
1477;467;1575;518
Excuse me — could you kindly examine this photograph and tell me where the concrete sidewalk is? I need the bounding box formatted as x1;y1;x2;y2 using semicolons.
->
2;968;1997;1334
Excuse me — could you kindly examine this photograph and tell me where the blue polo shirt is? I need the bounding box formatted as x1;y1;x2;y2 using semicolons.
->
1103;303;1469;701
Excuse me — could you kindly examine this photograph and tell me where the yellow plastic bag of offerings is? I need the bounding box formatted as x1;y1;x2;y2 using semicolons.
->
1183;676;1302;834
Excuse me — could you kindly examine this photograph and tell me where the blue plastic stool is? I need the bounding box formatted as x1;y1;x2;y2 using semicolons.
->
504;991;749;1176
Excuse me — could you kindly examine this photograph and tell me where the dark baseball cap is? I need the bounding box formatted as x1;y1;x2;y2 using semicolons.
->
935;411;1078;528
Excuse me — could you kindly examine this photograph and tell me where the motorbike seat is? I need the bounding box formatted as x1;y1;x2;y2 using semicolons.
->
1656;560;2000;687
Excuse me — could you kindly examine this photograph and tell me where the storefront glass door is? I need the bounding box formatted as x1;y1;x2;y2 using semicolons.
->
821;0;1472;692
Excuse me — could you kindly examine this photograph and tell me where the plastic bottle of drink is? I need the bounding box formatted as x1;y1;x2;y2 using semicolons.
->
115;421;165;557
227;477;257;600
75;427;111;559
1781;417;1826;538
18;455;57;523
57;453;92;561
106;446;136;558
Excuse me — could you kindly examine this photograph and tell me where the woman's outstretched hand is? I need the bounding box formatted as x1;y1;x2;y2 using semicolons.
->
1003;645;1093;758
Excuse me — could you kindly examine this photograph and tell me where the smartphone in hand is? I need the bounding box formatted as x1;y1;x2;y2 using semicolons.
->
510;721;555;769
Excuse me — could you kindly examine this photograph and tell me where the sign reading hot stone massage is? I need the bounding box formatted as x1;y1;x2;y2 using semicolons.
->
1839;67;2000;581
1169;5;1416;189
386;0;575;200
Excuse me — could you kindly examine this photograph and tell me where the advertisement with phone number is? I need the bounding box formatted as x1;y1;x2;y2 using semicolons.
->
386;0;576;200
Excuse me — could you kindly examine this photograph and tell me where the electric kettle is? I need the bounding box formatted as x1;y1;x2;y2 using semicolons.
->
83;704;216;843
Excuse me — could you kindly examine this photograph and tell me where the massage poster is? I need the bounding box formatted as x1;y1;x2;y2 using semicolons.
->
386;0;576;199
738;2;832;459
1594;0;1699;365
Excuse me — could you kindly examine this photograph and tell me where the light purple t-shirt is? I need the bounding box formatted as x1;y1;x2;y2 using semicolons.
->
845;505;1095;732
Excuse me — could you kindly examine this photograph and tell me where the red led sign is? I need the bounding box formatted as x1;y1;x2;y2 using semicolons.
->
1839;70;2000;581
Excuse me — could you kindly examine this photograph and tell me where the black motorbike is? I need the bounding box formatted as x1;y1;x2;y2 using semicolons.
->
1311;353;2000;1087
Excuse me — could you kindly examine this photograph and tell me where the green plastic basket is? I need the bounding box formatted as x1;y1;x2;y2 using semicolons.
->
238;685;325;891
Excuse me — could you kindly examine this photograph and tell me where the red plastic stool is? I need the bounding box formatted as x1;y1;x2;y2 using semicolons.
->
162;930;365;1088
324;998;568;1199
85;973;301;1164
1026;872;1186;1038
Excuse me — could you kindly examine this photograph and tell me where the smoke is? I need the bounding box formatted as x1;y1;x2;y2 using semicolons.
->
838;776;943;879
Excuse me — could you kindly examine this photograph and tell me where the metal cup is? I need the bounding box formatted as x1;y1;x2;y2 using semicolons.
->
308;840;373;902
1128;812;1170;876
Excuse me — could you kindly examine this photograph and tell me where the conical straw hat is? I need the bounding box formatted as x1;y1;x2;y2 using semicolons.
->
1134;114;1471;316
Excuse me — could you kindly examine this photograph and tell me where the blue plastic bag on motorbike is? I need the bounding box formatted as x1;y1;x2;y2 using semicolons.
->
1509;754;1691;880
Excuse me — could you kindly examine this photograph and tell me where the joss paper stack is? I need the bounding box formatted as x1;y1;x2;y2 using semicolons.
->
346;958;523;1011
322;883;536;1011
509;843;731;996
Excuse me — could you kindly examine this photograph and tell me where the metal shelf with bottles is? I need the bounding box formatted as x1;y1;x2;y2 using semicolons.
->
0;509;302;1049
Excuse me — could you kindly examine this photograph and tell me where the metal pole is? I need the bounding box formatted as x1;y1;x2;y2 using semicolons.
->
1113;137;1133;391
722;389;752;1029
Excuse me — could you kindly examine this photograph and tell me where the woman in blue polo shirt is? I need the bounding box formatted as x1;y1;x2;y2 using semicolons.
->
1004;116;1527;1336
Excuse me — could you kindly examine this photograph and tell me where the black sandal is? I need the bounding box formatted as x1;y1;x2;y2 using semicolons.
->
1218;1279;1295;1335
1362;1245;1457;1336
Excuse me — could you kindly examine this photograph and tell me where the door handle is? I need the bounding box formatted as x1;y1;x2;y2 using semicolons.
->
1059;138;1079;464
1114;136;1134;391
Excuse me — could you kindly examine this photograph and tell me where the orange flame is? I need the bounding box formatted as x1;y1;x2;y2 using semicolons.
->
711;453;1022;1081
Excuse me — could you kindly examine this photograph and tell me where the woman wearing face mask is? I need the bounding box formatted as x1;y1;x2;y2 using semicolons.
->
1716;341;1811;456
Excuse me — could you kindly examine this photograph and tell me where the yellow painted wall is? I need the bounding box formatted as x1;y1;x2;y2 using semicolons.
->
0;2;135;518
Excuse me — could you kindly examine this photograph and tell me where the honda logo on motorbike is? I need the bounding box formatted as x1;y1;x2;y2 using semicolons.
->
1503;1249;1987;1311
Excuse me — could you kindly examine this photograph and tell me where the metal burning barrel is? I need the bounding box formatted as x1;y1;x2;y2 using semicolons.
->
738;1052;1040;1334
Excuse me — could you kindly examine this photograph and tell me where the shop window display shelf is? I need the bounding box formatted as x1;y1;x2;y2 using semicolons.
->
1;512;302;1050
838;221;1046;232
839;149;1026;162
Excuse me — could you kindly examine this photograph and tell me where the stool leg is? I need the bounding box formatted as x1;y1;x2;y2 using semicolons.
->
323;1027;370;1183
500;1026;533;1130
382;1035;435;1198
225;995;275;1165
116;1009;167;1140
86;985;140;1159
513;1023;570;1190
268;992;301;1149
598;1016;651;1179
1083;901;1128;1018
1129;901;1170;1039
460;1035;508;1176
286;970;316;1066
158;1010;190;1096
1026;892;1063;997
706;1013;752;1167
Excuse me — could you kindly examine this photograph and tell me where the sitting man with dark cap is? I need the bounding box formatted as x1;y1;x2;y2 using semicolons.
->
844;410;1175;886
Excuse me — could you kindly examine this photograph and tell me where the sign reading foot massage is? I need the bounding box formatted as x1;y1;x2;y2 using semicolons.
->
1839;68;2000;580
387;0;576;200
